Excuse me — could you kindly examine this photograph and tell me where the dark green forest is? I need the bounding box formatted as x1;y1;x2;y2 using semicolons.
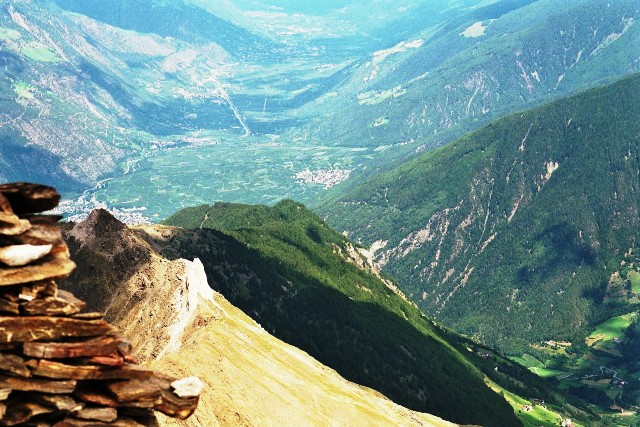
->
162;200;595;426
320;73;640;355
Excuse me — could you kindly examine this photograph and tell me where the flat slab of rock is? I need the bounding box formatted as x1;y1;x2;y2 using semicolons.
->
76;407;118;422
21;292;86;316
0;374;76;394
0;252;76;287
2;400;53;426
0;353;30;377
0;183;60;215
28;359;155;381
0;212;31;236
0;316;115;343
24;335;126;359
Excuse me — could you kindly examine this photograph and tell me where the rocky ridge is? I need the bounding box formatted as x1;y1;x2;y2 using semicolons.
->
0;182;200;426
61;209;460;427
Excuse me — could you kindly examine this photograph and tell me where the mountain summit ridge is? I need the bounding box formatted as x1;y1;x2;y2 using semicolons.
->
60;209;461;427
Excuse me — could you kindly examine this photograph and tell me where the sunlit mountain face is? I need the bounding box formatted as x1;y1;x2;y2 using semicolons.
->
1;0;638;222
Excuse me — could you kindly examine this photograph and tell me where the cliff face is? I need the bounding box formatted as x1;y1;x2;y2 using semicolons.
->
60;210;458;427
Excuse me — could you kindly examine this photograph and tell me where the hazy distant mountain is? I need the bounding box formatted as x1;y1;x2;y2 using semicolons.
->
3;0;638;221
293;0;640;162
320;74;640;355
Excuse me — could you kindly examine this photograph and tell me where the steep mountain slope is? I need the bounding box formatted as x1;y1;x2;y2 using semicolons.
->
60;209;458;427
4;1;639;222
0;0;241;186
162;201;596;426
320;74;640;355
294;0;640;164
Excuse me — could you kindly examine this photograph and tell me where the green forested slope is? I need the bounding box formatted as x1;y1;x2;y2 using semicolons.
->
319;74;640;354
160;201;596;426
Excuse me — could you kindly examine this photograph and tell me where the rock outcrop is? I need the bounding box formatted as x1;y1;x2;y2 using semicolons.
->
0;183;200;426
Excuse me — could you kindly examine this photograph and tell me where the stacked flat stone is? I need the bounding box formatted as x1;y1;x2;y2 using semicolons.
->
0;183;200;427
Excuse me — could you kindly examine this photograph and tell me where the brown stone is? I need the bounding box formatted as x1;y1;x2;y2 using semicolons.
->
0;299;19;315
76;407;118;422
114;416;157;427
29;359;155;380
0;183;60;215
0;251;76;287
0;212;31;236
24;335;125;358
74;386;119;407
1;400;53;426
107;377;166;403
0;353;30;377
0;343;18;351
0;194;11;214
53;416;153;427
0;388;10;400
0;316;115;343
0;223;63;247
31;393;83;411
155;389;199;420
0;280;59;303
53;418;113;427
21;293;86;316
71;312;104;320
18;214;63;225
0;374;76;393
89;353;125;367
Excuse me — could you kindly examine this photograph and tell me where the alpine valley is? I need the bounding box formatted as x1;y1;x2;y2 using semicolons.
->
2;0;640;426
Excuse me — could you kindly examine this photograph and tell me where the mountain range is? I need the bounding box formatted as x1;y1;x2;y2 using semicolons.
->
3;0;640;425
61;207;598;426
1;0;638;220
320;73;640;355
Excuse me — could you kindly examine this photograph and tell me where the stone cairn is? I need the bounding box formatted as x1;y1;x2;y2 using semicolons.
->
0;183;200;426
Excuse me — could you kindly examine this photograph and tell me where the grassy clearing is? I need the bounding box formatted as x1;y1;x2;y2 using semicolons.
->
521;353;545;368
529;367;567;378
586;312;638;348
0;27;21;40
629;271;640;293
21;42;61;62
486;379;577;427
13;82;35;100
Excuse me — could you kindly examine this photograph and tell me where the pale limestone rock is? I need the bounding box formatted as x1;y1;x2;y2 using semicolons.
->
0;244;52;267
171;376;203;398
